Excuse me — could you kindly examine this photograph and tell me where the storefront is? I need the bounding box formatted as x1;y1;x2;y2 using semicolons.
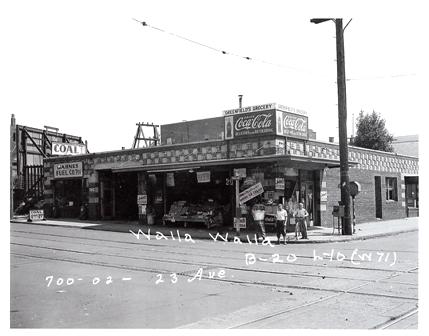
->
51;161;86;218
43;103;419;229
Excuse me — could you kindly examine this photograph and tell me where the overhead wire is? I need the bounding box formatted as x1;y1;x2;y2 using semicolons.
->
132;18;416;83
132;18;329;80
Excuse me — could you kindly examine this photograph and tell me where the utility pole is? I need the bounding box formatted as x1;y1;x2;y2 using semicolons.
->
335;19;352;235
311;18;352;235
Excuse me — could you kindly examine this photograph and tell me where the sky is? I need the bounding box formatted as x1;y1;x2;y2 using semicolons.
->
1;0;425;153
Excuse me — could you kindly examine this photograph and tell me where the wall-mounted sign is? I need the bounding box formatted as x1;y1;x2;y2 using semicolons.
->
197;171;211;183
223;103;276;116
166;173;175;187
224;107;308;141
239;182;264;204
222;103;307;117
233;217;247;229
320;190;328;202
276;110;308;140
137;194;147;205
284;168;299;176
54;162;83;179
225;110;276;140
139;205;147;215
234;168;246;178
29;209;44;221
275;178;285;190
52;142;86;156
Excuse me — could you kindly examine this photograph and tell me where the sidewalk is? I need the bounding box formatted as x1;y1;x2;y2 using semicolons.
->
10;216;418;244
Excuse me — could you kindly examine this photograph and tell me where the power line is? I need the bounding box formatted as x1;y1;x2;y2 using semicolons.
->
133;19;417;83
347;73;416;81
132;18;328;79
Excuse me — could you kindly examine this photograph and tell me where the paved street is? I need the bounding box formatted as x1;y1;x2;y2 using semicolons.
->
10;221;418;329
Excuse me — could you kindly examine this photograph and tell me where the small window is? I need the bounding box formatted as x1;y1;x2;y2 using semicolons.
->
385;177;398;201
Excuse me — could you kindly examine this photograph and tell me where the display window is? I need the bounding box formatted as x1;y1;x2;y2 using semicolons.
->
162;169;231;228
53;179;85;218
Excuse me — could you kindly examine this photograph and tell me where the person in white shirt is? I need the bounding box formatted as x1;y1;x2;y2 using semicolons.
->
293;202;309;239
276;204;288;245
251;203;266;241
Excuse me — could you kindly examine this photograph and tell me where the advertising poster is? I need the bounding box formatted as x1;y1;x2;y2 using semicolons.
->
224;110;276;139
275;177;285;190
197;171;210;183
239;182;264;204
276;111;309;140
166;172;175;187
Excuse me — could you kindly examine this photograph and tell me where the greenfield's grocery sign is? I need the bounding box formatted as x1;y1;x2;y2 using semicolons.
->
223;103;308;140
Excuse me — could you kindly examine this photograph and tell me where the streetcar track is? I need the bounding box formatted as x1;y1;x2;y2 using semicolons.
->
11;249;418;302
10;222;419;329
372;307;418;329
11;226;418;254
11;231;416;274
230;273;417;329
11;241;419;286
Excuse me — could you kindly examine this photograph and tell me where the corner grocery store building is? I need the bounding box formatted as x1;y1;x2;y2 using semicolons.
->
42;103;419;229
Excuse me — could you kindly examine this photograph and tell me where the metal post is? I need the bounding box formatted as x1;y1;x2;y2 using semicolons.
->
352;196;356;234
335;18;352;235
235;177;241;236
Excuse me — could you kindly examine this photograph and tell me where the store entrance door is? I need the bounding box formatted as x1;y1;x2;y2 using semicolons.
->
374;176;382;219
405;176;419;217
114;172;138;220
100;177;114;219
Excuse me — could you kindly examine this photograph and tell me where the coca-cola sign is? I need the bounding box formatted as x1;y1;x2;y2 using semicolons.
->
225;110;275;139
276;110;308;139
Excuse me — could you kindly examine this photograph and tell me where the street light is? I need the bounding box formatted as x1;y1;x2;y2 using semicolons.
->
311;18;352;235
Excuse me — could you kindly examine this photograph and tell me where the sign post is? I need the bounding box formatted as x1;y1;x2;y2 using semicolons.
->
349;181;361;234
233;175;241;237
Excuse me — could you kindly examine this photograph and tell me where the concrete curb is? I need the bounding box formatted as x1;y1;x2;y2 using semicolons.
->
10;220;418;244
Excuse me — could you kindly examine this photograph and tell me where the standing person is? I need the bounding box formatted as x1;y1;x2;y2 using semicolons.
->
294;202;309;239
252;202;266;241
276;203;288;245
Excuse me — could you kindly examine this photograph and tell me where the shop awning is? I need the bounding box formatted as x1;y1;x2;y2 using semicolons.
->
104;154;357;173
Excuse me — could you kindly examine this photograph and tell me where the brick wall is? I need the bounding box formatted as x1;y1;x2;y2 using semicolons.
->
320;167;406;227
160;117;224;145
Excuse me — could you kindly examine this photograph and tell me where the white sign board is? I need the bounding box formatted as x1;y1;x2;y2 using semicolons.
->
234;217;247;229
52;142;86;156
275;177;285;190
29;209;44;221
54;162;83;179
139;205;147;215
239;182;264;204
197;171;210;183
234;168;246;178
166;173;175;187
137;194;147;205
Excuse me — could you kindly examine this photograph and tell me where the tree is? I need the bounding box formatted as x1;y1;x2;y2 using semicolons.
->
351;110;394;152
